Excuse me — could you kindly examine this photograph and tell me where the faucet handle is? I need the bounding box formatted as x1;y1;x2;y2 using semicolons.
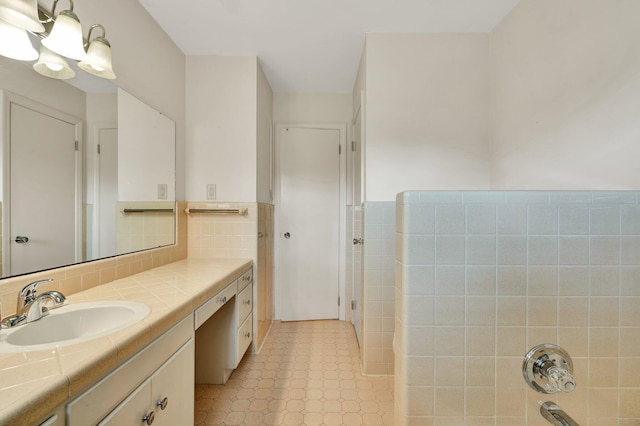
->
18;279;54;303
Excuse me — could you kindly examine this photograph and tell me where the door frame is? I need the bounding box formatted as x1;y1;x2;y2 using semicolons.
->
91;121;118;260
274;122;348;321
0;90;83;276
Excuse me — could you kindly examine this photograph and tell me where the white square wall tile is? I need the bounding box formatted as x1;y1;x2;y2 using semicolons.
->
590;206;620;235
497;237;527;265
405;236;435;265
435;236;465;265
466;205;496;234
528;236;559;265
497;204;527;234
435;205;465;234
403;205;435;234
621;206;640;235
466;236;496;265
559;206;590;235
527;206;558;235
589;236;620;265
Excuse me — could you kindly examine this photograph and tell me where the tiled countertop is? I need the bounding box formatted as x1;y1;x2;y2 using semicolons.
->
0;258;252;426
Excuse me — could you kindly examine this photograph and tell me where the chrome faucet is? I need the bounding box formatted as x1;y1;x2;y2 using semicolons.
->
1;279;66;328
540;401;580;426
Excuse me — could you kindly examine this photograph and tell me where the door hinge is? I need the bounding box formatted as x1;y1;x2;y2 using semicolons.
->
97;144;101;154
351;141;357;151
339;144;342;155
338;297;341;306
351;300;356;310
74;140;79;151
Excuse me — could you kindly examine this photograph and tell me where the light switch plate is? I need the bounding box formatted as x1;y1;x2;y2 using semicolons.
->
158;184;168;200
207;184;217;200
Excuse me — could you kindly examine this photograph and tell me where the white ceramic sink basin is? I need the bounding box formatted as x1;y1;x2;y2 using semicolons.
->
0;301;150;352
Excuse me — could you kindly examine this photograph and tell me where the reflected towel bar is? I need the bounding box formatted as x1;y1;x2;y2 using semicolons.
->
184;208;248;215
122;208;175;214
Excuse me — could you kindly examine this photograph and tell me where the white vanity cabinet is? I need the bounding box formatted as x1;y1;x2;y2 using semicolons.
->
98;340;194;425
195;268;253;384
236;269;254;364
67;315;194;426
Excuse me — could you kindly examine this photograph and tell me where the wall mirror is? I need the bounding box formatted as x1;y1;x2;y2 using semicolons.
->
0;56;175;278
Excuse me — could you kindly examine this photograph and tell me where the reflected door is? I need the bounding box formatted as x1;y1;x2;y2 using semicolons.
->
279;127;340;321
9;103;78;275
97;127;118;258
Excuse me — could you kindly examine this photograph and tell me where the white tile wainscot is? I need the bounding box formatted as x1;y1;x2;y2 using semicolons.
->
0;258;253;426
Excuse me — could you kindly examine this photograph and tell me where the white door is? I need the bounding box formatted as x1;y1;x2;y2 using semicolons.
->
97;127;118;258
9;103;78;275
279;127;341;321
351;106;363;344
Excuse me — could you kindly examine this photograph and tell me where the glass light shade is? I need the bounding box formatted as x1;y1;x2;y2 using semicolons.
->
0;0;44;32
0;18;37;60
78;36;116;79
41;9;86;60
33;45;75;79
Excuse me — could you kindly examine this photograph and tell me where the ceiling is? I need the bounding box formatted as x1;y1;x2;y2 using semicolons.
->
138;0;520;93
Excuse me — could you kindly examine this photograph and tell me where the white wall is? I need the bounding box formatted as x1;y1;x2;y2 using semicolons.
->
490;0;640;189
365;33;492;201
186;56;258;202
0;57;86;118
74;0;186;200
85;92;117;205
273;92;352;124
257;61;274;204
118;89;175;201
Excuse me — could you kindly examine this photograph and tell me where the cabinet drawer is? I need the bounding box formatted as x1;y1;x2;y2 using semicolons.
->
195;280;237;329
236;313;252;366
68;315;193;426
238;269;253;291
237;283;252;323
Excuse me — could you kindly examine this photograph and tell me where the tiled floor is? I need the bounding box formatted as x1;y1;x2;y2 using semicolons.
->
194;320;394;425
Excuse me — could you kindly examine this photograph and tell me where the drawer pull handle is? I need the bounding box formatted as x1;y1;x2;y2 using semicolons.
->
220;296;227;304
244;332;251;338
142;411;155;425
243;275;251;281
157;397;169;410
243;299;251;305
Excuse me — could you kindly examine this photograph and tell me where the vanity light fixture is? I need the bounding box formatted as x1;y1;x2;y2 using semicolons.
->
41;0;87;61
78;24;115;79
0;17;38;61
33;44;74;79
0;0;116;79
0;0;44;32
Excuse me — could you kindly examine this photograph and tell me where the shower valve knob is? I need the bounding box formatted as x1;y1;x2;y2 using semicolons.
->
523;343;575;394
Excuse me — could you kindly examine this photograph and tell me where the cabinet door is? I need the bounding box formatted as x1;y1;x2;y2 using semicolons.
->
151;339;195;426
98;380;152;426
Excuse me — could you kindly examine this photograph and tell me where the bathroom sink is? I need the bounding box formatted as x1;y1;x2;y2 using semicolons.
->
0;301;150;352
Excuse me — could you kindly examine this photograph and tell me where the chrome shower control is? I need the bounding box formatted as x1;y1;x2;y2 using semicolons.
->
523;343;576;394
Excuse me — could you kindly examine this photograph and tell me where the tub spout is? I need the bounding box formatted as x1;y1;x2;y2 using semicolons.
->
540;401;580;426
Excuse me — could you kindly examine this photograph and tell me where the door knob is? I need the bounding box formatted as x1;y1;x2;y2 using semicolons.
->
284;232;291;239
14;236;29;244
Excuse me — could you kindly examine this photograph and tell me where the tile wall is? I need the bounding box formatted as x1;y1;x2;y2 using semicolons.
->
115;201;176;255
186;202;273;350
361;202;396;375
395;191;640;425
186;202;258;260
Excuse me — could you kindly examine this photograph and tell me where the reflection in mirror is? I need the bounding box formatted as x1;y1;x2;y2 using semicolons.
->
0;56;175;278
